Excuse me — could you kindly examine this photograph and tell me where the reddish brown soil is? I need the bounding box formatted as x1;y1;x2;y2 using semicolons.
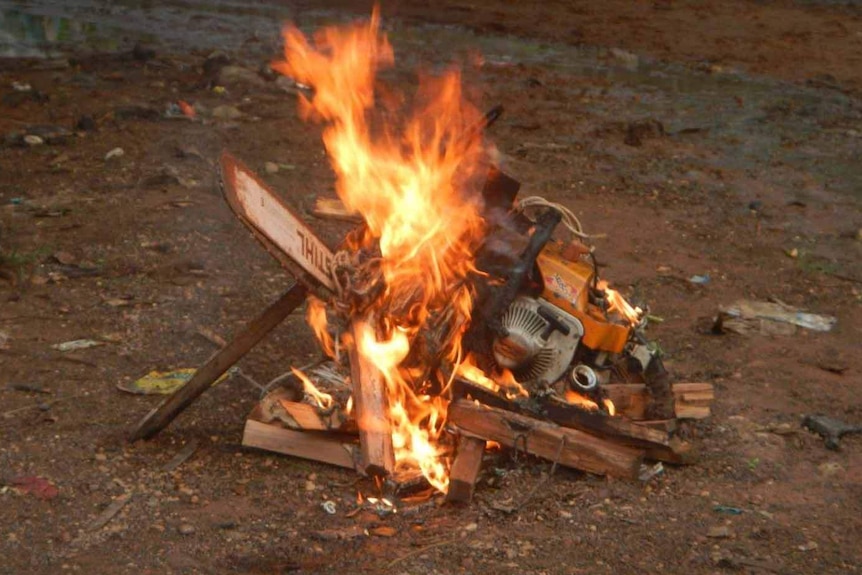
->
321;0;862;94
1;2;861;574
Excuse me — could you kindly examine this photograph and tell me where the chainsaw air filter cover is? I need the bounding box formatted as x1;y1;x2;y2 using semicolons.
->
493;296;584;387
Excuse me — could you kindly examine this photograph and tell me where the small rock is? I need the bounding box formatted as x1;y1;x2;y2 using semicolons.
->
211;105;243;121
53;251;76;265
131;43;156;62
114;105;160;121
463;522;478;532
798;541;818;552
707;526;732;539
817;462;844;477
178;523;196;535
264;162;279;174
275;76;299;93
304;480;316;492
203;51;231;77
105;147;125;161
609;47;639;69
785;247;799;259
24;135;44;146
624;118;664;146
76;115;96;132
218;65;264;87
370;526;397;537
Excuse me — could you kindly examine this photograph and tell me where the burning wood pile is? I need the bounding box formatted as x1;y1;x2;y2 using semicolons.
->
221;11;714;502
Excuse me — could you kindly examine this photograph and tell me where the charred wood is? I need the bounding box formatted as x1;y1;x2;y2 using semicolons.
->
448;398;644;479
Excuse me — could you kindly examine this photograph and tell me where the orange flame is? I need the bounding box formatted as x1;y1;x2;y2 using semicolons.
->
291;367;334;409
306;296;335;358
597;280;643;325
563;389;616;415
275;9;487;493
456;359;529;400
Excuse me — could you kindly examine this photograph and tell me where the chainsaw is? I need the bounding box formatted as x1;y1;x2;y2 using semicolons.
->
220;153;675;420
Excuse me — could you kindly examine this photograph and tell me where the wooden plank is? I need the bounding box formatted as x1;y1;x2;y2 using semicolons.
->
129;282;308;441
445;436;486;504
242;419;357;469
675;405;711;419
681;391;715;402
448;399;644;480
349;318;395;477
604;383;714;421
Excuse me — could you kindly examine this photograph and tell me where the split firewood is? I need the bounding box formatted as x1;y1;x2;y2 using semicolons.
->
349;318;396;477
311;197;362;223
604;383;714;420
445;435;486;504
278;400;352;432
448;398;644;480
453;378;695;464
242;419;358;469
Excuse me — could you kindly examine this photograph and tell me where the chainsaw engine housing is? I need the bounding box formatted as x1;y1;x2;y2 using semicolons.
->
489;240;632;388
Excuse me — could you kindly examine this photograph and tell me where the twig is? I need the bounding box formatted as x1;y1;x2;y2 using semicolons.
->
516;435;566;511
196;327;227;348
386;537;460;569
88;492;133;531
161;440;200;472
824;271;862;285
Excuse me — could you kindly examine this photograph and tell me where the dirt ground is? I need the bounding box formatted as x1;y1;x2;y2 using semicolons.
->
1;1;861;574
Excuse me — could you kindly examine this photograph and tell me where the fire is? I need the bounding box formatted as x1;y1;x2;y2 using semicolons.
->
274;9;630;493
598;280;643;325
291;367;334;409
456;359;528;400
275;8;486;492
563;390;616;415
306;296;335;358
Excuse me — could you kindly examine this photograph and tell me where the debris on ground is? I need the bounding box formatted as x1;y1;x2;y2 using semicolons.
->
8;476;59;500
802;414;862;450
117;369;230;395
51;339;104;352
714;299;837;335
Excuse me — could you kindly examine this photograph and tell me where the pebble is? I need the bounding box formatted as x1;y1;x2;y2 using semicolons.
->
178;523;196;535
798;541;819;552
24;135;44;146
212;105;243;121
817;462;844;477
304;480;316;492
105;147;125;161
264;162;279;174
707;526;732;539
218;65;264;87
